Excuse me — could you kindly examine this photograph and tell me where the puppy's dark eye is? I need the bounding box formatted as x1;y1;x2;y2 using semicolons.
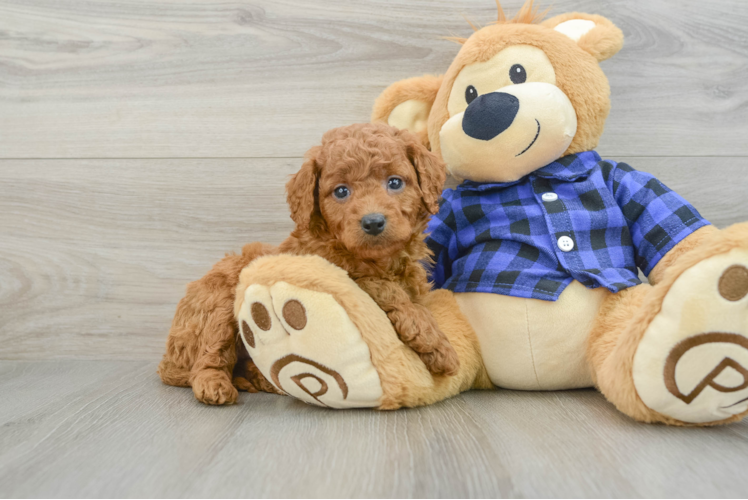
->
333;185;350;200
510;64;526;84
465;85;478;105
387;176;405;192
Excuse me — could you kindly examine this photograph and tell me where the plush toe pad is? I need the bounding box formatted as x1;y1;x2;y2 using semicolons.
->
634;249;748;423
236;281;383;408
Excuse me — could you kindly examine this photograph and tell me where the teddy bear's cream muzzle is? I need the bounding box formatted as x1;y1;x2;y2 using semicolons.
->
439;82;577;183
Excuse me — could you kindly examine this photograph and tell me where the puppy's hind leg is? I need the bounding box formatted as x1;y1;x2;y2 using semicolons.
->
158;242;276;405
158;271;240;405
188;300;240;405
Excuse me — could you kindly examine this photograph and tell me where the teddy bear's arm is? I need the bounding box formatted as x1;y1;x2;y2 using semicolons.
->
424;193;459;289
604;161;711;279
648;225;719;284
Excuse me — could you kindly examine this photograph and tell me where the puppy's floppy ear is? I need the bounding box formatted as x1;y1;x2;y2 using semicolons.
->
372;74;443;149
542;13;624;62
286;146;325;233
400;129;446;215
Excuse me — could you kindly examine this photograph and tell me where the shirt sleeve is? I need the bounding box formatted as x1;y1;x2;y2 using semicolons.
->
603;161;711;276
424;191;458;289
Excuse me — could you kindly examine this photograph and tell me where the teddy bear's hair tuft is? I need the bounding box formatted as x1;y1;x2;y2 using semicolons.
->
446;0;549;45
494;0;548;25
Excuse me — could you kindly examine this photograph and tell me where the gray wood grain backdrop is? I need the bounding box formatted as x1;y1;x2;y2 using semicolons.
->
2;0;748;158
1;0;747;360
1;1;748;497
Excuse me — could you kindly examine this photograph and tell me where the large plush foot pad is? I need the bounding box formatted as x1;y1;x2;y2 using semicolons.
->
235;280;384;408
634;248;748;424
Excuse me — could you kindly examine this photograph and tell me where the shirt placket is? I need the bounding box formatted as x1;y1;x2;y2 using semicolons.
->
531;176;585;279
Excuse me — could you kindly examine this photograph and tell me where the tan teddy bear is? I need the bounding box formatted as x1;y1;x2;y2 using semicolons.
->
231;2;748;425
164;1;748;426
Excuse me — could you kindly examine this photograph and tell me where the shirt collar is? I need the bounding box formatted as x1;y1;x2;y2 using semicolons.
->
456;151;601;192
534;151;601;180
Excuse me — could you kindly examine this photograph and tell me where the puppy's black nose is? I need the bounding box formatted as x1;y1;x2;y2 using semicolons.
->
361;213;386;236
462;92;520;141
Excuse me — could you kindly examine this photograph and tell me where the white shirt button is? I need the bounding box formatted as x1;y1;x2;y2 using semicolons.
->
541;192;558;202
557;236;575;252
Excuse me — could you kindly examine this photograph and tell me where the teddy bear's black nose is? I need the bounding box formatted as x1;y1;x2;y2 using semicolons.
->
462;92;520;141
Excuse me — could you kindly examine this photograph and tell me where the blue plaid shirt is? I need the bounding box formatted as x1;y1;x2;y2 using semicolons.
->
426;151;710;301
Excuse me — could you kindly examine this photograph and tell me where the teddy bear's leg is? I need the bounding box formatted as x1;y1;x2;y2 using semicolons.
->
234;254;490;409
589;224;748;425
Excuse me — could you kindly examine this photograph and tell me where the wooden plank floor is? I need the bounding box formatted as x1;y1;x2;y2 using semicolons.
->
1;0;748;497
1;360;747;498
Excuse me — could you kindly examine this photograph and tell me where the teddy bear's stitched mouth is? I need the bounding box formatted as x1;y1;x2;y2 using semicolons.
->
515;119;541;157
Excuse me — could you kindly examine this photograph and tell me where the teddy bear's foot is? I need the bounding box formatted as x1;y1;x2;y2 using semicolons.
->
633;248;748;424
235;278;384;408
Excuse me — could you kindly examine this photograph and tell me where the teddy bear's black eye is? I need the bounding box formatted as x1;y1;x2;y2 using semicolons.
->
510;64;527;84
465;85;478;105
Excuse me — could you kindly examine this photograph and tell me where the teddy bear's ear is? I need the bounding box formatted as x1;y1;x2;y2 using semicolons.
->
371;74;443;148
541;13;624;62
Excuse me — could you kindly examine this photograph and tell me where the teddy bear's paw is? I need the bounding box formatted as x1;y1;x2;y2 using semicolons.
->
236;281;383;409
633;248;748;424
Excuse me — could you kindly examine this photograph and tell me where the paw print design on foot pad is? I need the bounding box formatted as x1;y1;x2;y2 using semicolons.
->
634;249;748;423
236;281;383;408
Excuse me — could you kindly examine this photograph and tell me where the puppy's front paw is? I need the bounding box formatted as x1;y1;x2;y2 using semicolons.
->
390;307;461;376
419;337;460;377
192;369;238;405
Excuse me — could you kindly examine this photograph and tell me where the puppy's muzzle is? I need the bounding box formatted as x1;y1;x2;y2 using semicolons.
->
361;213;386;236
462;92;520;141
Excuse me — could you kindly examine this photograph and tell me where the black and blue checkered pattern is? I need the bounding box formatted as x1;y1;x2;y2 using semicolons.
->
425;151;710;301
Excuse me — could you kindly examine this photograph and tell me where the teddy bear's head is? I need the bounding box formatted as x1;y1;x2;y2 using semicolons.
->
372;1;624;183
